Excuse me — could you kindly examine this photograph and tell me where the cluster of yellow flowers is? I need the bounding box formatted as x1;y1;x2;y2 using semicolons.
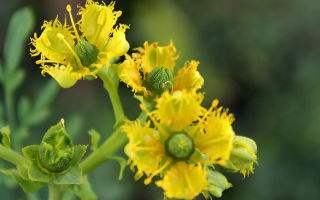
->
121;42;257;199
31;1;257;199
30;0;129;88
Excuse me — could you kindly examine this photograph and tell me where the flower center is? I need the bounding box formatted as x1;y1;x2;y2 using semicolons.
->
75;38;99;66
144;66;174;96
166;133;194;160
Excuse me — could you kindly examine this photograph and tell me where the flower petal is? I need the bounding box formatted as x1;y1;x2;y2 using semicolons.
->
156;162;208;199
118;55;146;93
41;64;93;88
122;120;165;179
154;90;204;132
103;24;130;60
30;18;75;65
173;60;204;92
78;0;122;50
195;107;235;165
139;41;178;74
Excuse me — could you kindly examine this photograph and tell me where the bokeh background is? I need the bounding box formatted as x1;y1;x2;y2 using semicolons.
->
1;0;320;199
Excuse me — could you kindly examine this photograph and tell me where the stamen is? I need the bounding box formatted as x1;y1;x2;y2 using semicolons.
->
188;99;219;137
144;160;171;185
66;5;81;41
42;35;51;47
57;33;83;68
140;104;170;138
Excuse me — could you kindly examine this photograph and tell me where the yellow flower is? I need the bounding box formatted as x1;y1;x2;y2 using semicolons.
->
119;41;204;97
30;0;129;88
122;90;235;199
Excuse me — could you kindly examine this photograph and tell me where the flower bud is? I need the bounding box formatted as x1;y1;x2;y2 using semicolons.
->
75;38;99;66
207;170;232;198
224;135;257;176
144;66;174;96
165;133;194;160
38;120;75;173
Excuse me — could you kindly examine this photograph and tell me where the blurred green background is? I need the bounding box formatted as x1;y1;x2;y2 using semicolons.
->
1;0;320;199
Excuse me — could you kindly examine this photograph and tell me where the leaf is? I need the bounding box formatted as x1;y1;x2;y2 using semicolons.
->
0;61;3;83
88;129;100;151
108;156;127;180
28;163;51;182
71;145;87;165
0;168;44;193
4;7;34;74
0;126;11;148
18;97;31;124
53;166;83;185
33;80;59;111
27;109;50;126
70;176;97;200
22;145;39;161
65;115;84;140
6;69;25;92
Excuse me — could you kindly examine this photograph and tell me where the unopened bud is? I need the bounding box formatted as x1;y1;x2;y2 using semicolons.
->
207;170;232;198
224;135;257;177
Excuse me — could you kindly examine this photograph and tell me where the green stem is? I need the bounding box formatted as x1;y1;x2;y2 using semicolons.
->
48;184;64;200
97;67;124;124
4;88;15;129
0;144;30;166
80;128;127;174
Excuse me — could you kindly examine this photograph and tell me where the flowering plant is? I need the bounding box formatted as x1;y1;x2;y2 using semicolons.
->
0;1;257;199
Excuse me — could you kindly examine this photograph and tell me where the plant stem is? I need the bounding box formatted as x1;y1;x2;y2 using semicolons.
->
0;144;30;166
97;67;124;124
80;128;127;174
4;88;15;129
48;183;64;200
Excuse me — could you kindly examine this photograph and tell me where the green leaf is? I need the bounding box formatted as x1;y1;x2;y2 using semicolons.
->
6;69;25;92
71;145;87;165
53;166;83;185
33;80;59;111
27;109;50;126
0;61;3;83
70;176;97;200
22;145;39;161
28;163;51;182
0;126;11;148
88;129;100;151
0;168;44;193
18;97;31;124
4;7;34;74
109;156;127;180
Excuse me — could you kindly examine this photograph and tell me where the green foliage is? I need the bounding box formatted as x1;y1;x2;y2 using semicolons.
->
0;168;43;193
70;176;97;200
88;129;101;152
22;121;87;184
0;126;11;148
4;7;34;75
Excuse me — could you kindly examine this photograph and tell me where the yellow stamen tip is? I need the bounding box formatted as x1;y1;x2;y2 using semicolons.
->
36;60;42;64
140;104;147;111
66;4;71;12
144;178;152;185
211;99;219;108
57;33;64;40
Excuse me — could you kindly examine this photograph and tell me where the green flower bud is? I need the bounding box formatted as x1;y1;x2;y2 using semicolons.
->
224;135;258;177
75;38;99;66
38;120;74;173
144;66;174;96
165;133;194;160
207;170;232;198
